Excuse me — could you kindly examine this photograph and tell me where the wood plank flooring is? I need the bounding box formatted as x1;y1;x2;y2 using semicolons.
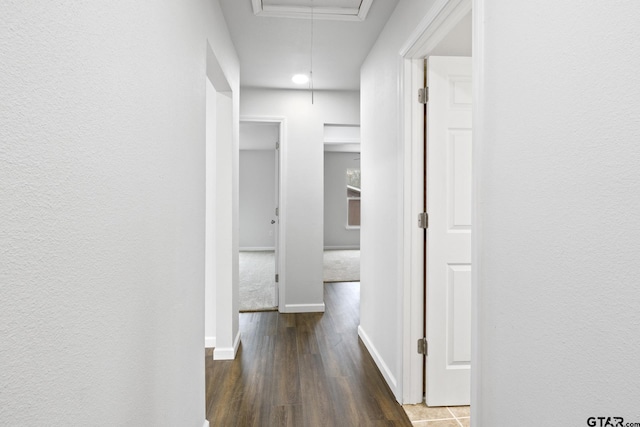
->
205;282;412;427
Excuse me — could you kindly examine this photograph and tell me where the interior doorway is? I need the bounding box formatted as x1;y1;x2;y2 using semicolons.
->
204;41;239;361
399;0;472;405
323;124;361;283
238;119;283;311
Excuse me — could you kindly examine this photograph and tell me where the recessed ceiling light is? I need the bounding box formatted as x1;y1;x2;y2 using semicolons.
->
292;74;309;84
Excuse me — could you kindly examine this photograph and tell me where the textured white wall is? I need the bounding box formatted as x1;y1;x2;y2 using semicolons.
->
324;152;361;248
240;89;359;310
0;0;238;425
359;0;437;400
240;150;276;249
474;1;640;425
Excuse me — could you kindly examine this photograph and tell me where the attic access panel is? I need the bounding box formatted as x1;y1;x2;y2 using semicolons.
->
252;0;373;21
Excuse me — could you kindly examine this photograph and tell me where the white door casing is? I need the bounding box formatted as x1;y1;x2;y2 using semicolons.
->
425;56;472;406
274;140;280;305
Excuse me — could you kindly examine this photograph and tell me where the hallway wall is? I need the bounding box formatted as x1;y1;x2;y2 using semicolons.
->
475;2;640;425
359;0;437;400
240;89;359;311
0;1;239;425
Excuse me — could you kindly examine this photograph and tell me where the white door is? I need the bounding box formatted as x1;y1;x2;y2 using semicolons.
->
425;56;472;406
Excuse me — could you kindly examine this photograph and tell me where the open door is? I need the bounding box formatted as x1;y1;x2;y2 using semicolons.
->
425;56;472;406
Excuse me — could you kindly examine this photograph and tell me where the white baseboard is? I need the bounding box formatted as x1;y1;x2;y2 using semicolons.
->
213;330;241;360
358;325;399;396
324;245;360;250
239;247;275;252
282;303;326;313
204;336;216;348
203;420;210;427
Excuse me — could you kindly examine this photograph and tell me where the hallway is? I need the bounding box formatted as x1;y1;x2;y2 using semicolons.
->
205;282;411;426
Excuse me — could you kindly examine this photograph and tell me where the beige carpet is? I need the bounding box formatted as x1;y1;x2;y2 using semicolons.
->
323;249;360;282
239;251;277;312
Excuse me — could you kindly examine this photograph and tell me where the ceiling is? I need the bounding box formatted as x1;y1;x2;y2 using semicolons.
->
219;0;400;90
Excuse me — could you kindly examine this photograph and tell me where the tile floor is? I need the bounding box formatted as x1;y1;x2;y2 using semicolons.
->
402;403;470;426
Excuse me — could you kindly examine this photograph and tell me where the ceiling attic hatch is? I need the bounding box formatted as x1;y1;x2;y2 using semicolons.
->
251;0;373;21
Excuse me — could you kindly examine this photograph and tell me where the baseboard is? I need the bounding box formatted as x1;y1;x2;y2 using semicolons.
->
358;325;399;396
203;420;210;427
324;245;360;250
282;303;326;313
213;330;241;360
204;336;216;348
239;247;275;252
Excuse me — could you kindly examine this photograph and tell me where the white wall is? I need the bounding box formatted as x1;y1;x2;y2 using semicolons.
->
240;150;276;249
324;152;360;249
0;1;239;425
240;121;279;150
241;89;359;311
474;2;640;425
359;0;437;400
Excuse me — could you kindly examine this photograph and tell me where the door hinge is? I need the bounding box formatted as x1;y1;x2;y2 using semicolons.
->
418;87;429;104
417;337;428;355
275;274;279;283
418;212;429;229
276;142;280;150
275;207;279;216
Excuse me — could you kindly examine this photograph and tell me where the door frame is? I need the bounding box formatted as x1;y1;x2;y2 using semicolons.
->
240;116;287;310
398;0;472;404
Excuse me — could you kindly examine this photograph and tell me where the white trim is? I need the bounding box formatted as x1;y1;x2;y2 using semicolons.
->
357;0;374;21
324;137;361;144
206;41;238;364
398;0;473;405
213;330;241;361
251;0;373;21
471;0;485;421
239;246;275;252
400;0;471;57
282;303;325;313
204;336;216;348
324;245;360;250
399;57;427;405
203;420;210;427
358;325;398;395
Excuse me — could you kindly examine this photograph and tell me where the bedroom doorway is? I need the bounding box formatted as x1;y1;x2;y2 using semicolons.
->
323;124;361;283
239;120;281;311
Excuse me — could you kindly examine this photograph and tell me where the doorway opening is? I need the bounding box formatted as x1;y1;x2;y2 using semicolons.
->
204;41;239;362
238;120;281;311
238;116;286;312
323;124;361;283
399;0;472;407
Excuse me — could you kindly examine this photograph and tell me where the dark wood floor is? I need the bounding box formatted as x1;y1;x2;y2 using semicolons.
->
205;282;412;426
